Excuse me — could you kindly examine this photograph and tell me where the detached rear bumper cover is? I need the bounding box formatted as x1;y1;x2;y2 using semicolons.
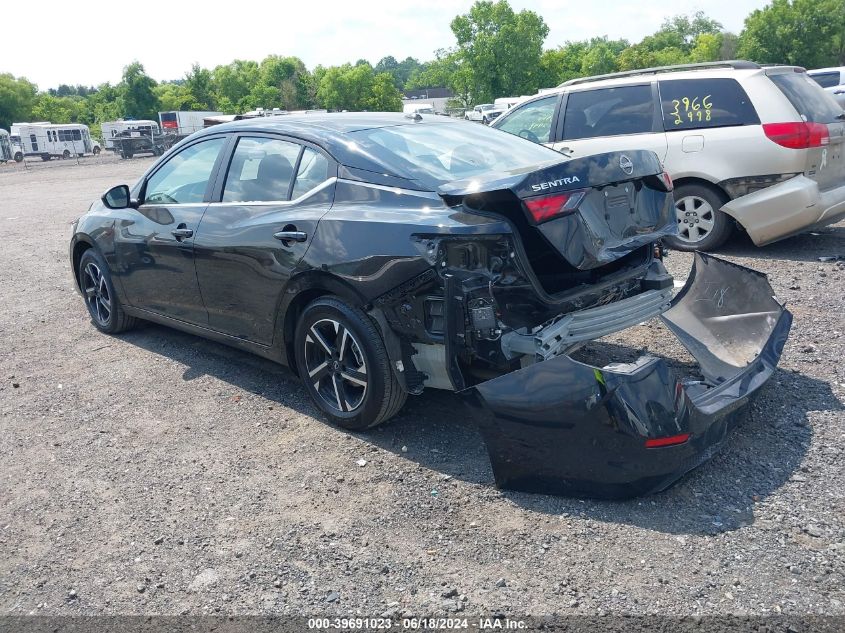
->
464;254;792;499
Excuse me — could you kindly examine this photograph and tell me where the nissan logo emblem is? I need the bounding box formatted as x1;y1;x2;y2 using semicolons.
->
619;155;634;175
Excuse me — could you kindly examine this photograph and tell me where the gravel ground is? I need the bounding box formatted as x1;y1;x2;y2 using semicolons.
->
0;157;843;618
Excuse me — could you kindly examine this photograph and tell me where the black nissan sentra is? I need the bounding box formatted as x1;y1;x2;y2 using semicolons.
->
70;113;792;498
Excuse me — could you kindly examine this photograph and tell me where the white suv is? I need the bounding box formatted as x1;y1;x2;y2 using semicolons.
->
492;61;845;251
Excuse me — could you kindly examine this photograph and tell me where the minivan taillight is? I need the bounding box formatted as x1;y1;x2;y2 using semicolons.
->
524;189;587;224
763;122;830;149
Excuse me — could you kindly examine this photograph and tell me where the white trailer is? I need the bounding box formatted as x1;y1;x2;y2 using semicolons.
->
101;119;161;149
0;129;12;162
15;123;95;160
158;111;223;137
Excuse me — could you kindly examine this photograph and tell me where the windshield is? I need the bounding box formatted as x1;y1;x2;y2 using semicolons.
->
347;121;563;187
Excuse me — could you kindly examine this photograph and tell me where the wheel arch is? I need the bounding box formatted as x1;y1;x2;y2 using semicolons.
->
277;271;369;371
70;235;97;292
671;176;731;203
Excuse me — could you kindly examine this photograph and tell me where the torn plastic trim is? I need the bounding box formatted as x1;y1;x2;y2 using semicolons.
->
462;253;792;499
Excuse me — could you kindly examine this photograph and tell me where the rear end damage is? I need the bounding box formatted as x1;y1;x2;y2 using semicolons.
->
370;151;791;498
464;254;791;499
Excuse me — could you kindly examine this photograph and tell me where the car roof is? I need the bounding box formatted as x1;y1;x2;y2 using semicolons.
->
191;112;467;188
199;112;461;137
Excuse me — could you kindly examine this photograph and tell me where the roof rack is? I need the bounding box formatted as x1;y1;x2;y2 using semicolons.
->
558;60;762;87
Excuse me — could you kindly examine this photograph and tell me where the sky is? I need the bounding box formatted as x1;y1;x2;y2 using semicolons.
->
4;0;770;90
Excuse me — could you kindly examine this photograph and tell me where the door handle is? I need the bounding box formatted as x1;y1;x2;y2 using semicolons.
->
273;230;307;243
171;226;194;240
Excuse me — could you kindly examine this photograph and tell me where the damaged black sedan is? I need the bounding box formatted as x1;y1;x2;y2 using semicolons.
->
70;113;791;499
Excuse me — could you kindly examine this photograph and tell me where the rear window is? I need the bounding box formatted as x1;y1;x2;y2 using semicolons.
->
768;72;843;123
809;72;841;89
346;122;562;187
659;78;760;130
563;85;654;140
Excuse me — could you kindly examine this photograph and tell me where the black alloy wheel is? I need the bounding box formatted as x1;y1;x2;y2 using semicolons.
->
294;297;406;430
78;249;137;334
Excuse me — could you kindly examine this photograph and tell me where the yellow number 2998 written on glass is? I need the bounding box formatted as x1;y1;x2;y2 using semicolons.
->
670;95;713;125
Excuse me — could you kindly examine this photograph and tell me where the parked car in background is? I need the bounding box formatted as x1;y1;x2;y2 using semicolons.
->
808;66;845;109
465;103;505;124
69;113;790;498
493;61;845;251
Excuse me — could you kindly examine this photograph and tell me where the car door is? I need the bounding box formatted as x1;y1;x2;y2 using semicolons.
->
114;135;227;325
551;83;668;164
193;134;336;345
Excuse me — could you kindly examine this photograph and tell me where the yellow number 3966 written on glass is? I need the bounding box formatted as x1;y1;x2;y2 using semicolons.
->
670;95;713;125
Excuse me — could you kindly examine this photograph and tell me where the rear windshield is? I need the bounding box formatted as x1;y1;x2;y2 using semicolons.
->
347;122;563;187
768;72;842;123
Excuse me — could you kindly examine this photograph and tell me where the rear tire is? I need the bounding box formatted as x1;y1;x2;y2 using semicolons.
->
93;146;101;155
663;183;732;252
294;296;406;430
62;150;71;159
14;152;22;162
78;249;137;334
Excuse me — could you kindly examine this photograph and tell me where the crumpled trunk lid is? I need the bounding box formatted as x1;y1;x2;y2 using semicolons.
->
439;150;677;270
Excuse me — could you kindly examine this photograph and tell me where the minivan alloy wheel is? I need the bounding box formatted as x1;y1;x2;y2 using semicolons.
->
304;318;368;413
675;195;715;243
82;261;111;326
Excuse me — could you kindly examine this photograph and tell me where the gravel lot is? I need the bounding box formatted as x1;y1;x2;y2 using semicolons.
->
0;157;843;618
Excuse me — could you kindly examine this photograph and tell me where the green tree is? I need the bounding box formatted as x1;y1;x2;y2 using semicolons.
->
154;82;194;112
30;94;82;123
316;63;402;111
450;0;549;104
211;60;260;113
375;55;426;90
119;61;160;120
738;0;845;67
0;74;37;130
184;63;215;110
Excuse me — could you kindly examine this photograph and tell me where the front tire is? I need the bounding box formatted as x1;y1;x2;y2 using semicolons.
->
14;152;22;162
294;296;406;430
93;146;101;155
663;183;732;251
62;150;71;159
78;249;137;334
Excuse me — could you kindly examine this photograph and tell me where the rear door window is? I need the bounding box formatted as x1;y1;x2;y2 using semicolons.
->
291;148;330;199
222;137;302;202
562;85;654;140
769;72;843;124
809;72;842;89
495;95;558;144
658;78;760;130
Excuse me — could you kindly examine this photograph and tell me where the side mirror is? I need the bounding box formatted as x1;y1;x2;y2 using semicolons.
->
102;184;136;209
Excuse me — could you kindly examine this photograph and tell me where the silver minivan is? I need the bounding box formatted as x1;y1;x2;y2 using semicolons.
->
493;61;845;251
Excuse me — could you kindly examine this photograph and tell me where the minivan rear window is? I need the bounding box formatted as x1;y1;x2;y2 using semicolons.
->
768;72;843;124
659;78;760;130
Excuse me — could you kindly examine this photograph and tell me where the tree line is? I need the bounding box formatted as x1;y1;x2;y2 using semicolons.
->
1;0;843;136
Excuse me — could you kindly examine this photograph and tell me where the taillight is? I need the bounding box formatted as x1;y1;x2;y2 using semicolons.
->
657;171;673;192
763;122;829;149
524;189;586;224
644;433;690;448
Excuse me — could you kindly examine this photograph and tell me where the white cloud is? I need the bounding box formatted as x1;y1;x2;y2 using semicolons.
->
4;0;767;89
